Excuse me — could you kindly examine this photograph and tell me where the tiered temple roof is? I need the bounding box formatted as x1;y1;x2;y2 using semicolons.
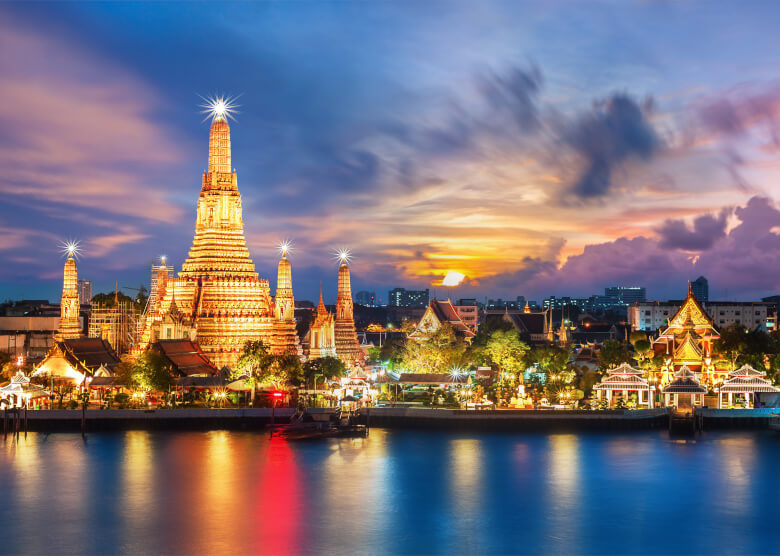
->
334;259;364;368
136;112;300;368
593;363;651;391
717;364;780;394
662;366;708;394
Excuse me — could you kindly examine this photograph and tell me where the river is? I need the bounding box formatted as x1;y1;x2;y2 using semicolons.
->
0;429;777;555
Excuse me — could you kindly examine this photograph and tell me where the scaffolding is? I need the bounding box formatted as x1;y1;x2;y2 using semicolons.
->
87;300;141;355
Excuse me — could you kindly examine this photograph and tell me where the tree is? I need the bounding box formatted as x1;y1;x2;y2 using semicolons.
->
400;323;468;374
303;356;346;389
131;351;175;393
714;323;747;371
233;340;270;404
484;329;529;381
598;340;631;371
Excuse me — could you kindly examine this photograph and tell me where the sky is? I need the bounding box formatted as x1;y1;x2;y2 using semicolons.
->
2;1;780;304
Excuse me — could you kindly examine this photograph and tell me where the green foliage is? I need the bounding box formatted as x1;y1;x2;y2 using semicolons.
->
233;340;270;380
132;351;175;393
303;356;346;384
598;339;631;371
714;323;748;370
114;392;130;406
400;323;467;374
91;291;142;309
483;329;529;379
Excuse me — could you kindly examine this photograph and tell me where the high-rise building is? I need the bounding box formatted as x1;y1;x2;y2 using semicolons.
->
355;290;376;307
388;288;429;308
136;103;299;368
78;280;92;306
605;286;646;306
691;276;708;303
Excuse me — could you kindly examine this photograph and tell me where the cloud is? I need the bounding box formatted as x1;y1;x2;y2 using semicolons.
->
0;16;187;222
562;94;661;198
656;209;730;251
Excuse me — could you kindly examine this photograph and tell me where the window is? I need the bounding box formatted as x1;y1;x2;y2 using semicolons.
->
720;311;725;316
756;311;761;316
663;311;668;316
645;311;651;316
735;311;741;316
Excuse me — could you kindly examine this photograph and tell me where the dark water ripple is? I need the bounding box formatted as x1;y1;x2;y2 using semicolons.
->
0;429;778;555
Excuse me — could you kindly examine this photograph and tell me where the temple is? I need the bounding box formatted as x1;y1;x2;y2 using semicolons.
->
333;255;364;368
137;106;299;368
304;286;337;360
56;248;83;340
652;284;720;383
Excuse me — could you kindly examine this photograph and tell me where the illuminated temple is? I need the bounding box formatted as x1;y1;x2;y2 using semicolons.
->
652;284;721;384
56;248;83;340
334;256;364;368
137;106;299;368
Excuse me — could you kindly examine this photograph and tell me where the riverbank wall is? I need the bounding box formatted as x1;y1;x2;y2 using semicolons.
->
2;408;298;432
697;408;778;429
359;407;671;431
5;407;776;433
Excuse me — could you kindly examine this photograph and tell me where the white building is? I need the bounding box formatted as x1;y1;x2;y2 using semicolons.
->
629;300;775;332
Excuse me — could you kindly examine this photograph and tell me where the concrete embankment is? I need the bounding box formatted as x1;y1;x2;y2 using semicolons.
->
359;407;671;431
697;408;779;429
2;408;299;432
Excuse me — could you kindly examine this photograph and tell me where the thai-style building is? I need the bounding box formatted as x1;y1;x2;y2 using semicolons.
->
149;339;219;377
652;285;720;383
34;337;121;384
592;363;654;408
334;256;364;368
715;364;780;408
136;108;300;368
409;299;476;342
0;372;49;409
303;287;337;360
661;366;708;410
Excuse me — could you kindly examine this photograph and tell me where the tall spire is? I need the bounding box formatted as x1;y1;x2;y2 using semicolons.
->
334;254;363;368
208;116;231;174
57;252;83;340
275;250;294;321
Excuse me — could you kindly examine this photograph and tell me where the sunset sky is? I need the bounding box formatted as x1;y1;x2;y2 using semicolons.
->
2;2;780;304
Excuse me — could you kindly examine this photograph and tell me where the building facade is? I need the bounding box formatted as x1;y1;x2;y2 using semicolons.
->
388;288;429;308
629;300;775;332
78;280;93;306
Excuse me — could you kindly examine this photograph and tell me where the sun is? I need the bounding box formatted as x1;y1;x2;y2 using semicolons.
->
442;270;465;287
199;94;240;122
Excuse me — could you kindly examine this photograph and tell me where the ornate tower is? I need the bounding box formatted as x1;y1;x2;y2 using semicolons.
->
334;255;363;368
57;250;83;340
272;246;301;355
306;285;336;359
136;99;298;368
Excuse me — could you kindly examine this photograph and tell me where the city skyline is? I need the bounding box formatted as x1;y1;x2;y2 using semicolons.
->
3;2;780;303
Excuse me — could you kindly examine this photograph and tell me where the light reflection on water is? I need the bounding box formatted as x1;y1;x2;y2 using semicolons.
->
0;429;779;555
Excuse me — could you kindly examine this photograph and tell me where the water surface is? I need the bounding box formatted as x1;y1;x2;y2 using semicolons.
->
1;429;777;555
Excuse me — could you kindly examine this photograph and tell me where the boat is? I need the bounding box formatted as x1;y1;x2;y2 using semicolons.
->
769;414;780;432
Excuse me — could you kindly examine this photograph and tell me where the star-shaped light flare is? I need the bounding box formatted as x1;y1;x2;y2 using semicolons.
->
60;240;82;259
333;248;352;265
199;94;240;122
278;239;294;258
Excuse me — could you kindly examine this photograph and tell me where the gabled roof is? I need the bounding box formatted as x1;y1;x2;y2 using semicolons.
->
717;376;780;393
412;300;475;339
501;312;546;335
667;285;715;330
151;340;218;376
60;338;121;373
674;332;703;360
663;366;707;393
606;362;644;376
728;364;766;378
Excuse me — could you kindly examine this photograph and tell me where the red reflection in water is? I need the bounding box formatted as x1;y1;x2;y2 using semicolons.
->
253;437;302;554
